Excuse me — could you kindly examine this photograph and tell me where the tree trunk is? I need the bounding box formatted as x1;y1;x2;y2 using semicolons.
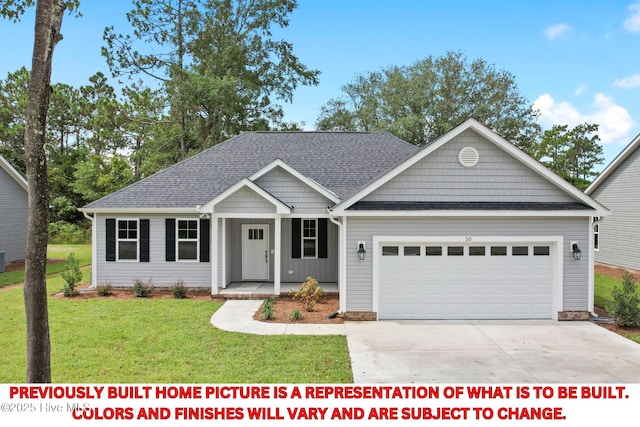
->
23;0;66;383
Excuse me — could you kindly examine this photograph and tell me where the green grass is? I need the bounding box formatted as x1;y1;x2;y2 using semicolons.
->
0;245;353;383
0;244;91;288
594;272;640;344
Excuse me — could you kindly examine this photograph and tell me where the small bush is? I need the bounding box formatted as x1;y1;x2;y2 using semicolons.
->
171;280;188;299
133;279;154;298
261;297;275;320
289;276;324;312
607;272;640;328
289;309;303;321
61;252;83;297
96;283;112;296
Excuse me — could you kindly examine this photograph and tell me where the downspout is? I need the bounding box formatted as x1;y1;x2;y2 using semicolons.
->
82;211;97;289
328;209;346;314
589;216;602;318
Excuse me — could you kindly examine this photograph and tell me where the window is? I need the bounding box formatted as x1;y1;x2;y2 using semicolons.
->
469;246;486;256
491;246;507;256
512;246;528;256
117;219;138;260
447;246;464;256
382;246;399;256
177;219;198;260
534;246;550;256
404;246;420;256
425;246;442;256
302;219;317;258
594;223;599;251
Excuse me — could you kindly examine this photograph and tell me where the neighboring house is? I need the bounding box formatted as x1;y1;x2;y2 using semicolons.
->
585;132;640;272
80;119;608;321
0;154;28;264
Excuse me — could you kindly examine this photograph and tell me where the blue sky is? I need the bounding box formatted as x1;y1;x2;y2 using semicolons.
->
1;1;640;170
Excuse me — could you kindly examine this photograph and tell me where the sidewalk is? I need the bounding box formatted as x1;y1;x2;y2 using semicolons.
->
210;299;346;335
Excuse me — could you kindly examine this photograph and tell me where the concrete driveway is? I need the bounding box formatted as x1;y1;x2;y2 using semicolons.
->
345;320;640;383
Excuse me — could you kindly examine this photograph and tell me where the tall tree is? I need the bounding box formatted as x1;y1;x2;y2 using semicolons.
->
1;0;78;383
0;67;30;173
103;0;319;168
535;123;604;190
316;51;541;152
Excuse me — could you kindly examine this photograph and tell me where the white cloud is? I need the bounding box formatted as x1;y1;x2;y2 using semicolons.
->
624;3;640;32
613;73;640;88
574;84;587;96
533;93;634;144
545;24;572;40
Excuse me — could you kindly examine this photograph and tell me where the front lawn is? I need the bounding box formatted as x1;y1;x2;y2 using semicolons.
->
594;272;640;344
0;245;353;383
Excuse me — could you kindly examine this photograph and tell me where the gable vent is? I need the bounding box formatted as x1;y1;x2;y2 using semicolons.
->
458;146;479;168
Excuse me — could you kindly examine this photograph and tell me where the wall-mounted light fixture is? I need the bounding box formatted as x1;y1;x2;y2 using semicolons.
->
357;241;366;260
571;243;582;261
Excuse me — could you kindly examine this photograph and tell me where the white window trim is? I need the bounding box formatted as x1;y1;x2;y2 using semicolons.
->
302;219;318;259
594;223;600;251
116;218;139;262
176;218;199;262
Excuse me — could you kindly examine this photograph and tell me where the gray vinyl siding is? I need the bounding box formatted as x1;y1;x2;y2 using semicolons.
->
590;146;640;271
215;186;277;213
363;129;576;203
254;166;334;214
0;167;28;262
94;214;211;288
345;216;589;312
223;218;339;284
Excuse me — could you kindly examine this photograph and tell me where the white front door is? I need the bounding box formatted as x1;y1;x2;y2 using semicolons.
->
242;224;269;280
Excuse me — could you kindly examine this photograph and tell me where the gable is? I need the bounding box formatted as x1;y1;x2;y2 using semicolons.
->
214;186;278;214
589;141;640;201
362;129;578;204
253;166;335;213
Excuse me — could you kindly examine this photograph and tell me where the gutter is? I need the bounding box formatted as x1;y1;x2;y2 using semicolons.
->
328;209;346;314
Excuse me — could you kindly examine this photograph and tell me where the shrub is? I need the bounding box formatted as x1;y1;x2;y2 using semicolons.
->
48;220;91;244
133;279;154;298
289;276;324;312
171;280;188;299
261;297;275;320
289;309;303;321
61;252;83;297
607;272;640;328
96;283;113;296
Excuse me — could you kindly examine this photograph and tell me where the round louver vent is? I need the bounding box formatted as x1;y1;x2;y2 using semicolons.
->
458;146;479;167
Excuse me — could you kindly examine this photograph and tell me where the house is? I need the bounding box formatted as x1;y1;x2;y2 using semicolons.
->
80;119;608;321
0;154;28;265
585;132;640;272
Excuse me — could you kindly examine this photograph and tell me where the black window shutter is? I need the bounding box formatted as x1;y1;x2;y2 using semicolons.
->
291;218;301;259
318;218;328;259
140;219;150;262
200;218;210;262
165;218;176;262
105;218;116;262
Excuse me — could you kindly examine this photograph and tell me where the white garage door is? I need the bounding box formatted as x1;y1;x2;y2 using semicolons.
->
378;241;555;320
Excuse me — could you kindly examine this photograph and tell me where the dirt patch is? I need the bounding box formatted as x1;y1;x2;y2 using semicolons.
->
3;258;65;273
595;263;640;281
51;283;217;300
253;294;342;324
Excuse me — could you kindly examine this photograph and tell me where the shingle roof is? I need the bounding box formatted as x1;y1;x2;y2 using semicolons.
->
348;201;593;211
82;131;419;210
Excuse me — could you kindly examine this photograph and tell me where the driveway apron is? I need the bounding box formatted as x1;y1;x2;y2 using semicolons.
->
344;320;640;383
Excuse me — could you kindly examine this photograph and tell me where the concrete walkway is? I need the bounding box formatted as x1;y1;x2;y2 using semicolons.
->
210;299;346;335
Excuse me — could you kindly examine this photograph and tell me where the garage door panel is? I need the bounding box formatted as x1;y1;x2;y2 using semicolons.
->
379;241;554;320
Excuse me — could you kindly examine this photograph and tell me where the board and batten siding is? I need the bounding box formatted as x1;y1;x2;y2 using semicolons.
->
590;146;640;271
94;214;211;288
0;166;28;262
253;166;334;214
362;129;576;203
345;217;589;313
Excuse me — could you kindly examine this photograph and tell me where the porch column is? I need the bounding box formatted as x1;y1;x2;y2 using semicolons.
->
211;215;218;295
274;214;282;295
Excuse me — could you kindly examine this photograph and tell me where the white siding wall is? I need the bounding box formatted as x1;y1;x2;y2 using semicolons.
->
345;216;589;312
95;214;211;288
0;167;28;262
254;166;334;214
363;130;576;203
591;147;640;271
